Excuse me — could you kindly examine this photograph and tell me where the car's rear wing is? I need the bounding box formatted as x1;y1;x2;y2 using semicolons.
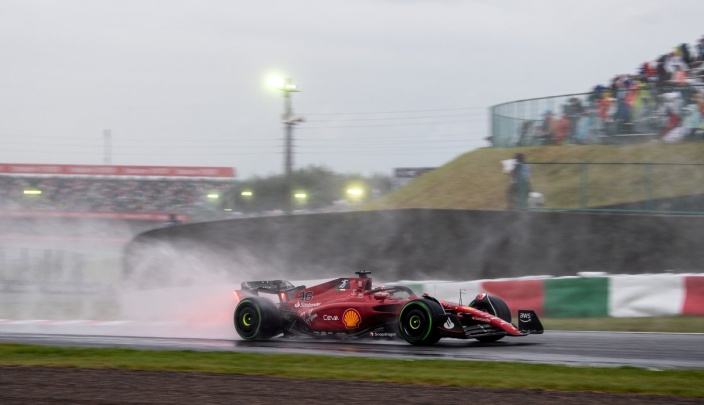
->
235;280;305;303
240;280;295;293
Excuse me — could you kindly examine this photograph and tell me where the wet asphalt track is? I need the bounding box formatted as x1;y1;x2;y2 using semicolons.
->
1;330;703;369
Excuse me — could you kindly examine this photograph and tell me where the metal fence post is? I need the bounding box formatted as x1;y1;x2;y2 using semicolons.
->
645;163;653;211
580;163;588;208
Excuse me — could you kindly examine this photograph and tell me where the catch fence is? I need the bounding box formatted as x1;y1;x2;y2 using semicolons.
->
490;84;703;147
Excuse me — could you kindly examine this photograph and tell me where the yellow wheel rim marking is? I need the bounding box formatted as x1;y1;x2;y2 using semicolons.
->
242;313;252;327
409;315;421;330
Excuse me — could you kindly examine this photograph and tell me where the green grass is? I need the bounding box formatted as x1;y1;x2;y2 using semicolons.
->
543;316;704;333
0;343;702;397
368;143;704;211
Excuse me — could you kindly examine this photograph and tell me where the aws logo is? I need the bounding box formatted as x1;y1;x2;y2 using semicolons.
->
342;308;362;329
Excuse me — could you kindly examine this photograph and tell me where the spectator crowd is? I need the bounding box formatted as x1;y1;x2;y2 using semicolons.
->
516;35;704;146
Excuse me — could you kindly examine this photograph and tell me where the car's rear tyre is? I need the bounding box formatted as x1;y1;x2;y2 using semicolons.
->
473;295;511;343
397;299;444;346
234;296;282;340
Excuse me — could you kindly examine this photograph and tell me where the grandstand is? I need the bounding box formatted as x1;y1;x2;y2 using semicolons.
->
0;163;236;220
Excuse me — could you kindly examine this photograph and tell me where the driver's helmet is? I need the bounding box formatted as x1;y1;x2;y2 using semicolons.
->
374;285;393;298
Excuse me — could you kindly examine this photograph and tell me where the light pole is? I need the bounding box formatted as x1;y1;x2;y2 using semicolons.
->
271;76;304;215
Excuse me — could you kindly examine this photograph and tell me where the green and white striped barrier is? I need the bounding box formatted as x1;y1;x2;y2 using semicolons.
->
390;274;704;318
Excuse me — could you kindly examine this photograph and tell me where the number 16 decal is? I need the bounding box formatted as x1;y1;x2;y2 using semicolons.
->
298;291;314;301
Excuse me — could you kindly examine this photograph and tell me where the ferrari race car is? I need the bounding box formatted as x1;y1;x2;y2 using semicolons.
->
233;271;543;346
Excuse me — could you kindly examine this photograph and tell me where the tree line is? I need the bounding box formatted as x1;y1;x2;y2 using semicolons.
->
221;165;394;213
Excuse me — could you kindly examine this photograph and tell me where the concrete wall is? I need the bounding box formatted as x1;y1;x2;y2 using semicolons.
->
123;209;704;284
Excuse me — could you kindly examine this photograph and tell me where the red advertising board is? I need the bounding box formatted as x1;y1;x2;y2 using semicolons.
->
682;276;704;316
0;163;235;178
480;279;545;317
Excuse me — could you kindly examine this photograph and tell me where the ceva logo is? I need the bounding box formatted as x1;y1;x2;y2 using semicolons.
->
342;308;361;329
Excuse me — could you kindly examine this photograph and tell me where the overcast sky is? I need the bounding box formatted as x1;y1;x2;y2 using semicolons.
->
1;0;703;179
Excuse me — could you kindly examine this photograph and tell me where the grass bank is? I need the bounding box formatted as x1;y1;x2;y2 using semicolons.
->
369;143;704;210
0;344;702;397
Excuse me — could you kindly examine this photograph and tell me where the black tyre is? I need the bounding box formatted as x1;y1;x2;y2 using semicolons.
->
474;295;512;343
397;299;444;346
234;296;282;340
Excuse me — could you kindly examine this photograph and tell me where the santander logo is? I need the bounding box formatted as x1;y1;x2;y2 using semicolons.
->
342;308;361;329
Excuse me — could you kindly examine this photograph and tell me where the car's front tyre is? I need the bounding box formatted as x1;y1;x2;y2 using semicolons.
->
472;295;512;343
234;296;282;340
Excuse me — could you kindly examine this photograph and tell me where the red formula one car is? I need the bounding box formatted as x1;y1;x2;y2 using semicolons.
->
233;271;543;346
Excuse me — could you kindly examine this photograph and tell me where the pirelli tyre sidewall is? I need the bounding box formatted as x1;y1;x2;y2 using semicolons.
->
398;299;443;346
234;296;282;340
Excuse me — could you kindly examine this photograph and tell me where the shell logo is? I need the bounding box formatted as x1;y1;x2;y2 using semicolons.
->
342;308;362;329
